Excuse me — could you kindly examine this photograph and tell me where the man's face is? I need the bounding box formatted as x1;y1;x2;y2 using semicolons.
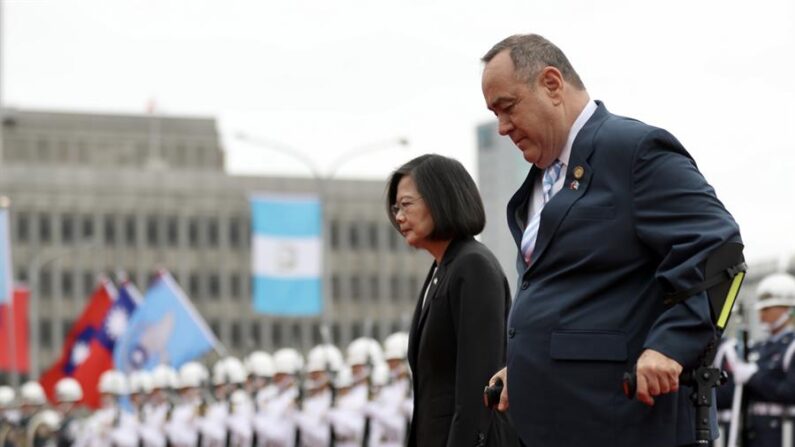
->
482;50;563;169
759;306;789;326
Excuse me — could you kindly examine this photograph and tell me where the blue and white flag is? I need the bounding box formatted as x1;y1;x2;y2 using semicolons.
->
97;281;140;351
113;271;218;372
0;207;12;305
251;194;323;316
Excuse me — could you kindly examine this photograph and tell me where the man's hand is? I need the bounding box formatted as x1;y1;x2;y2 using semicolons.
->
488;367;509;412
731;360;759;385
635;349;683;406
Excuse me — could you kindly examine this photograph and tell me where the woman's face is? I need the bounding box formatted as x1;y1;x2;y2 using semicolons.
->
394;175;434;249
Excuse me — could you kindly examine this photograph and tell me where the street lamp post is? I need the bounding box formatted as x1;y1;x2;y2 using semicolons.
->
28;242;101;378
234;132;409;348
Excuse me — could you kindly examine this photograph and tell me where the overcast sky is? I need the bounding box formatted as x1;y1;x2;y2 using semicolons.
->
2;0;794;263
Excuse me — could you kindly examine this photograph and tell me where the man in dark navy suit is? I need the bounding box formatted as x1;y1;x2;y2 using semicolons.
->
480;34;742;447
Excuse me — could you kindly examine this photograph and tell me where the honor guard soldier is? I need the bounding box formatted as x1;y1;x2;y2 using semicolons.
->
18;381;48;447
25;409;62;447
165;362;207;447
77;370;136;447
363;332;411;447
202;358;236;447
245;351;276;412
1;385;20;447
726;273;795;447
54;377;86;446
138;365;178;447
295;344;342;447
253;348;302;447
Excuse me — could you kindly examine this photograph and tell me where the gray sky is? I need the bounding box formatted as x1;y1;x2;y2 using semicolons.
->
3;0;794;263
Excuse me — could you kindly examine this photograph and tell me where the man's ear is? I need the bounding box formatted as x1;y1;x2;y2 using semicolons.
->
538;66;564;101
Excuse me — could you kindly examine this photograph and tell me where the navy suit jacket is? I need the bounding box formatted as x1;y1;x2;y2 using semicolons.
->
505;102;741;447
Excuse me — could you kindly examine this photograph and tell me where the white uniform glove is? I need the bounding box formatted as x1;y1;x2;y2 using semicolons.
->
732;360;759;385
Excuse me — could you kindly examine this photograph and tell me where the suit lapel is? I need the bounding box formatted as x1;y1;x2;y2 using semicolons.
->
526;102;610;272
507;166;540;250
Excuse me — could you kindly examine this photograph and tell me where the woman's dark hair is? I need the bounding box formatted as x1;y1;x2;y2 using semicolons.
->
386;154;485;240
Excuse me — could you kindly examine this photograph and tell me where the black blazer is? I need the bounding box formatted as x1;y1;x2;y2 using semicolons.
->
406;237;512;447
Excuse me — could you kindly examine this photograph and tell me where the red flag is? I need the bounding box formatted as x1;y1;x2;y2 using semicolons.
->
0;287;29;372
39;280;115;408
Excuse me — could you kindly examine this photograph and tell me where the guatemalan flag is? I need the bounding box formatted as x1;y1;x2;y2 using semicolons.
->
250;194;323;316
114;271;218;373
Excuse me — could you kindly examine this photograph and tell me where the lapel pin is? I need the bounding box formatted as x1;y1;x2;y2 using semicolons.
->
573;165;585;180
569;180;580;191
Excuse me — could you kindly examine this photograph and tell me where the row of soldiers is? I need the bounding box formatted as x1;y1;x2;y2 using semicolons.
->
0;332;412;447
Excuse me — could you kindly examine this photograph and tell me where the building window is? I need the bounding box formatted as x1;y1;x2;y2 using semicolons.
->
40;320;52;349
167;216;178;247
124;216;136;246
251;322;261;345
208;274;220;300
312;324;323;345
390;275;400;299
104;215;116;245
40;214;51;243
388;225;399;250
352;321;363;340
81;215;94;240
332;323;341;344
369;223;379;250
349;224;359;250
17;268;28;284
230;274;241;298
62;319;73;340
189;218;200;247
210;320;221;340
272;323;283;348
332;275;341;301
291;323;302;347
84;271;95;295
351;276;361;301
231;322;242;348
41;268;52;297
189;273;201;299
330;220;340;250
16;213;29;242
62;270;74;297
61;214;75;244
370;275;379;301
229;218;240;248
207;218;219;247
146;216;158;247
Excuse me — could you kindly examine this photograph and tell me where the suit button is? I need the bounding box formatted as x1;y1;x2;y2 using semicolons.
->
521;281;529;290
508;328;516;338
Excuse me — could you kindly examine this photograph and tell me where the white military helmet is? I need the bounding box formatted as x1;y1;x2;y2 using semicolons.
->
346;337;384;366
212;359;228;386
246;351;275;378
229;389;250;407
128;370;154;394
38;408;62;430
273;348;304;375
755;273;795;310
334;366;354;389
225;357;248;385
0;385;15;408
383;332;409;361
20;381;46;406
306;344;344;374
179;362;208;389
55;377;83;403
151;364;179;390
371;362;390;387
98;370;128;396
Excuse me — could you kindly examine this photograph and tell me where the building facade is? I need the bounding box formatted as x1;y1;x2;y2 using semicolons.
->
0;108;428;378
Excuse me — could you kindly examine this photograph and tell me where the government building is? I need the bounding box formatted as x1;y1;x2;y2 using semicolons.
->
0;108;427;379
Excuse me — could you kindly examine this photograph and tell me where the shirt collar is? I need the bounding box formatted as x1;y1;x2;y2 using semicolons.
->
558;99;597;168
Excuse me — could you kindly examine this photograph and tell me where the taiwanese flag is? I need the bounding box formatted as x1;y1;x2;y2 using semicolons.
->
39;279;116;408
0;287;29;373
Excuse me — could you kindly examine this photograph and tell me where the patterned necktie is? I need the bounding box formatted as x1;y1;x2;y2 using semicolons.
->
521;160;564;265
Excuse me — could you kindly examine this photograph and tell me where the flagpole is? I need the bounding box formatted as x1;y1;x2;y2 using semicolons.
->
1;197;18;387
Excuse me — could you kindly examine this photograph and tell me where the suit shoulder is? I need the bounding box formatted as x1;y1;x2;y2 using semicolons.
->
594;113;686;158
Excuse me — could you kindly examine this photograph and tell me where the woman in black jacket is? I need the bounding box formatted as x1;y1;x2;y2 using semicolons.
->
386;154;516;447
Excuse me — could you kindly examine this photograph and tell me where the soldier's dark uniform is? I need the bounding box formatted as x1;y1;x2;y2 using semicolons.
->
743;329;795;447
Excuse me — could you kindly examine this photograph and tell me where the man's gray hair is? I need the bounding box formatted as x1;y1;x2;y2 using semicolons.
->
482;34;585;90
